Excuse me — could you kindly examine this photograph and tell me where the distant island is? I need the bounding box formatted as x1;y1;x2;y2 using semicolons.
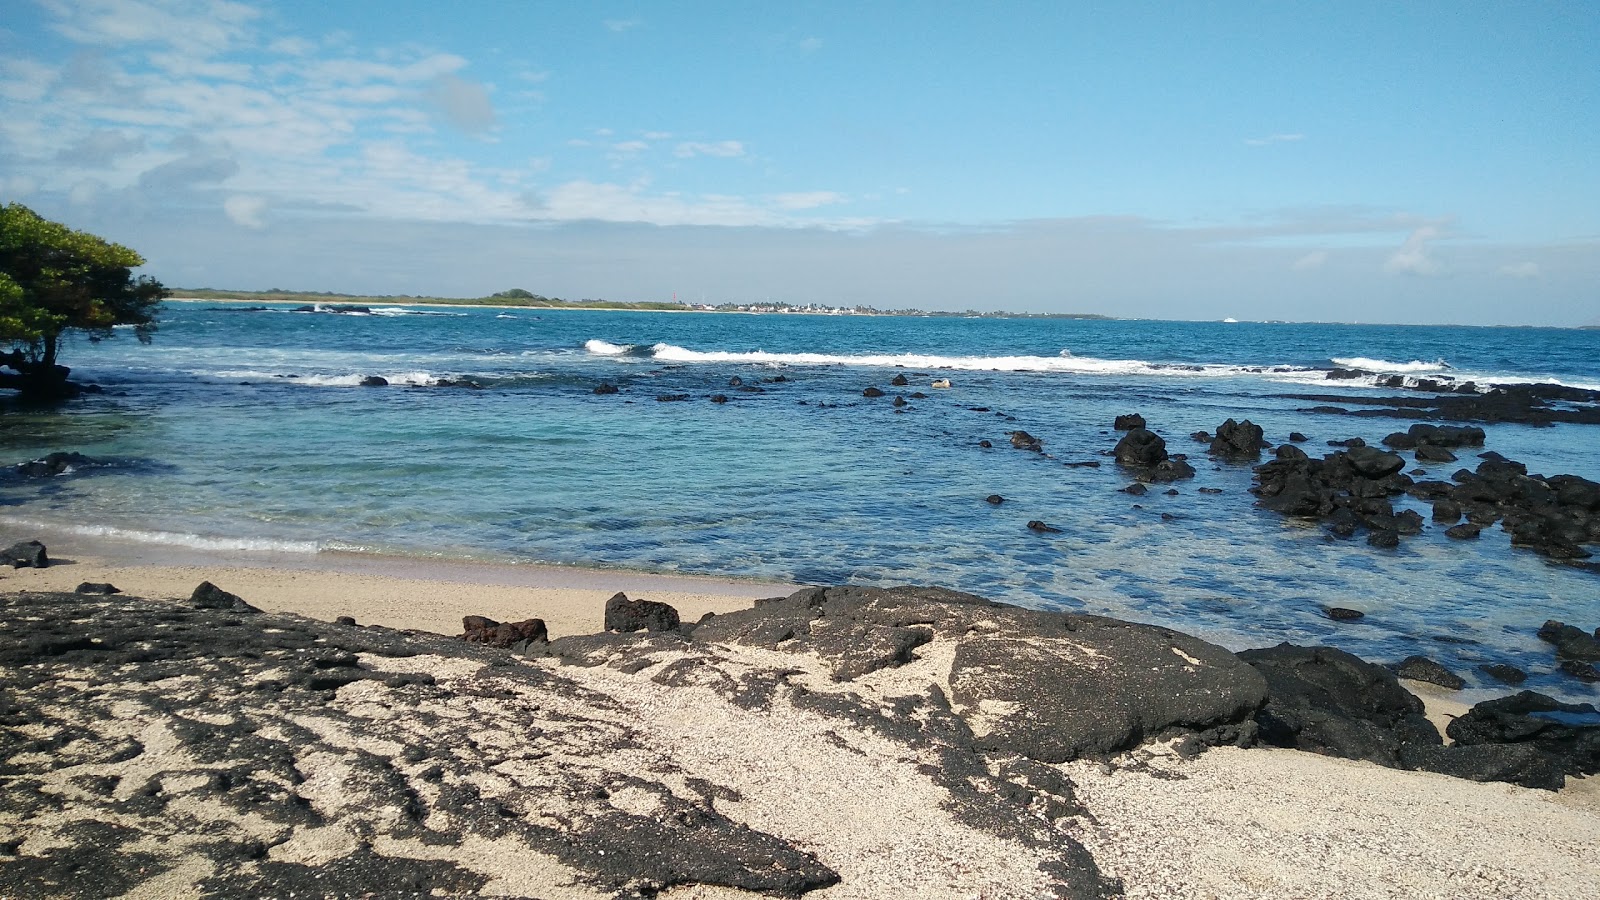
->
169;287;1114;320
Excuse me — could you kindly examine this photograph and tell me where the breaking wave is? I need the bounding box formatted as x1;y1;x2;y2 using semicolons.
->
1331;357;1452;374
0;516;322;554
584;340;1321;380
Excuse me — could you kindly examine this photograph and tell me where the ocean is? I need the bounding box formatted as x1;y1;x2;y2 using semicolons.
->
4;301;1599;700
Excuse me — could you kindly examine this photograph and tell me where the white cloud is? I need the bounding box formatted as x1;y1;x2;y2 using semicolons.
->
612;140;649;153
1292;250;1328;270
603;18;642;32
1499;261;1541;279
798;37;823;52
642;130;672;140
268;36;315;56
675;140;745;159
773;191;846;210
1385;225;1443;275
0;58;58;102
224;193;266;227
42;0;261;57
1245;133;1305;146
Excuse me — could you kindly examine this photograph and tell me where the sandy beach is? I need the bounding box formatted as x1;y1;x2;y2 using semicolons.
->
3;532;1599;898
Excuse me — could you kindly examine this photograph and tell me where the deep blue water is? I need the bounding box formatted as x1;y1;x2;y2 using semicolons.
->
4;302;1599;701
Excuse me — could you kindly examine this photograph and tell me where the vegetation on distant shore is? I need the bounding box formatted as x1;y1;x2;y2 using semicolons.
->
1;204;167;400
171;286;1113;320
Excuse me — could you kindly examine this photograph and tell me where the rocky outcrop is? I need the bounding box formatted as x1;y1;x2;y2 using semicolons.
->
1250;446;1416;542
685;586;1266;762
1284;383;1600;427
1239;644;1440;768
1444;692;1600;786
1113;413;1145;431
1239;644;1598;790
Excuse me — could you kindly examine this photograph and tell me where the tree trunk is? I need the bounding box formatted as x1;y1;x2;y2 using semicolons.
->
0;347;78;401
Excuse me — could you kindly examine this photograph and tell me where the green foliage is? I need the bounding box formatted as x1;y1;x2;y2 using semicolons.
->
0;203;167;367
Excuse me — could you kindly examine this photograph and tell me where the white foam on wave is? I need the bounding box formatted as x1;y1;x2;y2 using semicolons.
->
1331;356;1451;374
211;369;437;387
0;515;321;554
584;339;631;356
603;340;1322;379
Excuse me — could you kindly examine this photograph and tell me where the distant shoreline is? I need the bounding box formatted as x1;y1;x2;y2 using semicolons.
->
166;291;1117;321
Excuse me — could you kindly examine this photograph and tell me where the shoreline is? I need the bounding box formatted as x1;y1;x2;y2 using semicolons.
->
1;525;792;638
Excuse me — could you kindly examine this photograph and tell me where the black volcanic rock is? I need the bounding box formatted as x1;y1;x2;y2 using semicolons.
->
1479;663;1528;685
1113;413;1146;431
461;614;549;648
2;540;48;568
693;586;1267;762
1009;430;1043;451
1446;691;1600;782
189;581;257;613
1113;428;1167;467
1208;418;1266;458
74;582;122;595
13;452;96;478
1238;644;1440;768
604;592;681;633
1393;655;1464;690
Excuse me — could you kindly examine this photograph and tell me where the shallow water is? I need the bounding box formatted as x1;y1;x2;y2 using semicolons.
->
4;302;1599;701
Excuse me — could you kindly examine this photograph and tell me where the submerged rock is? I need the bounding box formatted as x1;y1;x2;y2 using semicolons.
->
1393;655;1465;690
13;452;95;478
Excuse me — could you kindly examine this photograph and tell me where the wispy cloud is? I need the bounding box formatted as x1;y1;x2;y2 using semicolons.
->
223;193;266;227
1385;224;1444;275
1292;250;1328;270
1499;261;1541;279
1245;133;1305;146
798;37;823;52
603;18;642;32
773;191;846;210
675;140;745;159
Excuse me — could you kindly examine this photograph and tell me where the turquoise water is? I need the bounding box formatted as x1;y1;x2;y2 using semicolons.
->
4;302;1600;700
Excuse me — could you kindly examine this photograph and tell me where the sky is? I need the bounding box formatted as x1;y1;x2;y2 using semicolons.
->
1;1;1597;325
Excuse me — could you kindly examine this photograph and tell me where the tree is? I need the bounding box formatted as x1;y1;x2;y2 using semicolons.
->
0;203;167;399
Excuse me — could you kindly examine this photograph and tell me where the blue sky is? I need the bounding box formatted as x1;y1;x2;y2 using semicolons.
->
2;1;1597;324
